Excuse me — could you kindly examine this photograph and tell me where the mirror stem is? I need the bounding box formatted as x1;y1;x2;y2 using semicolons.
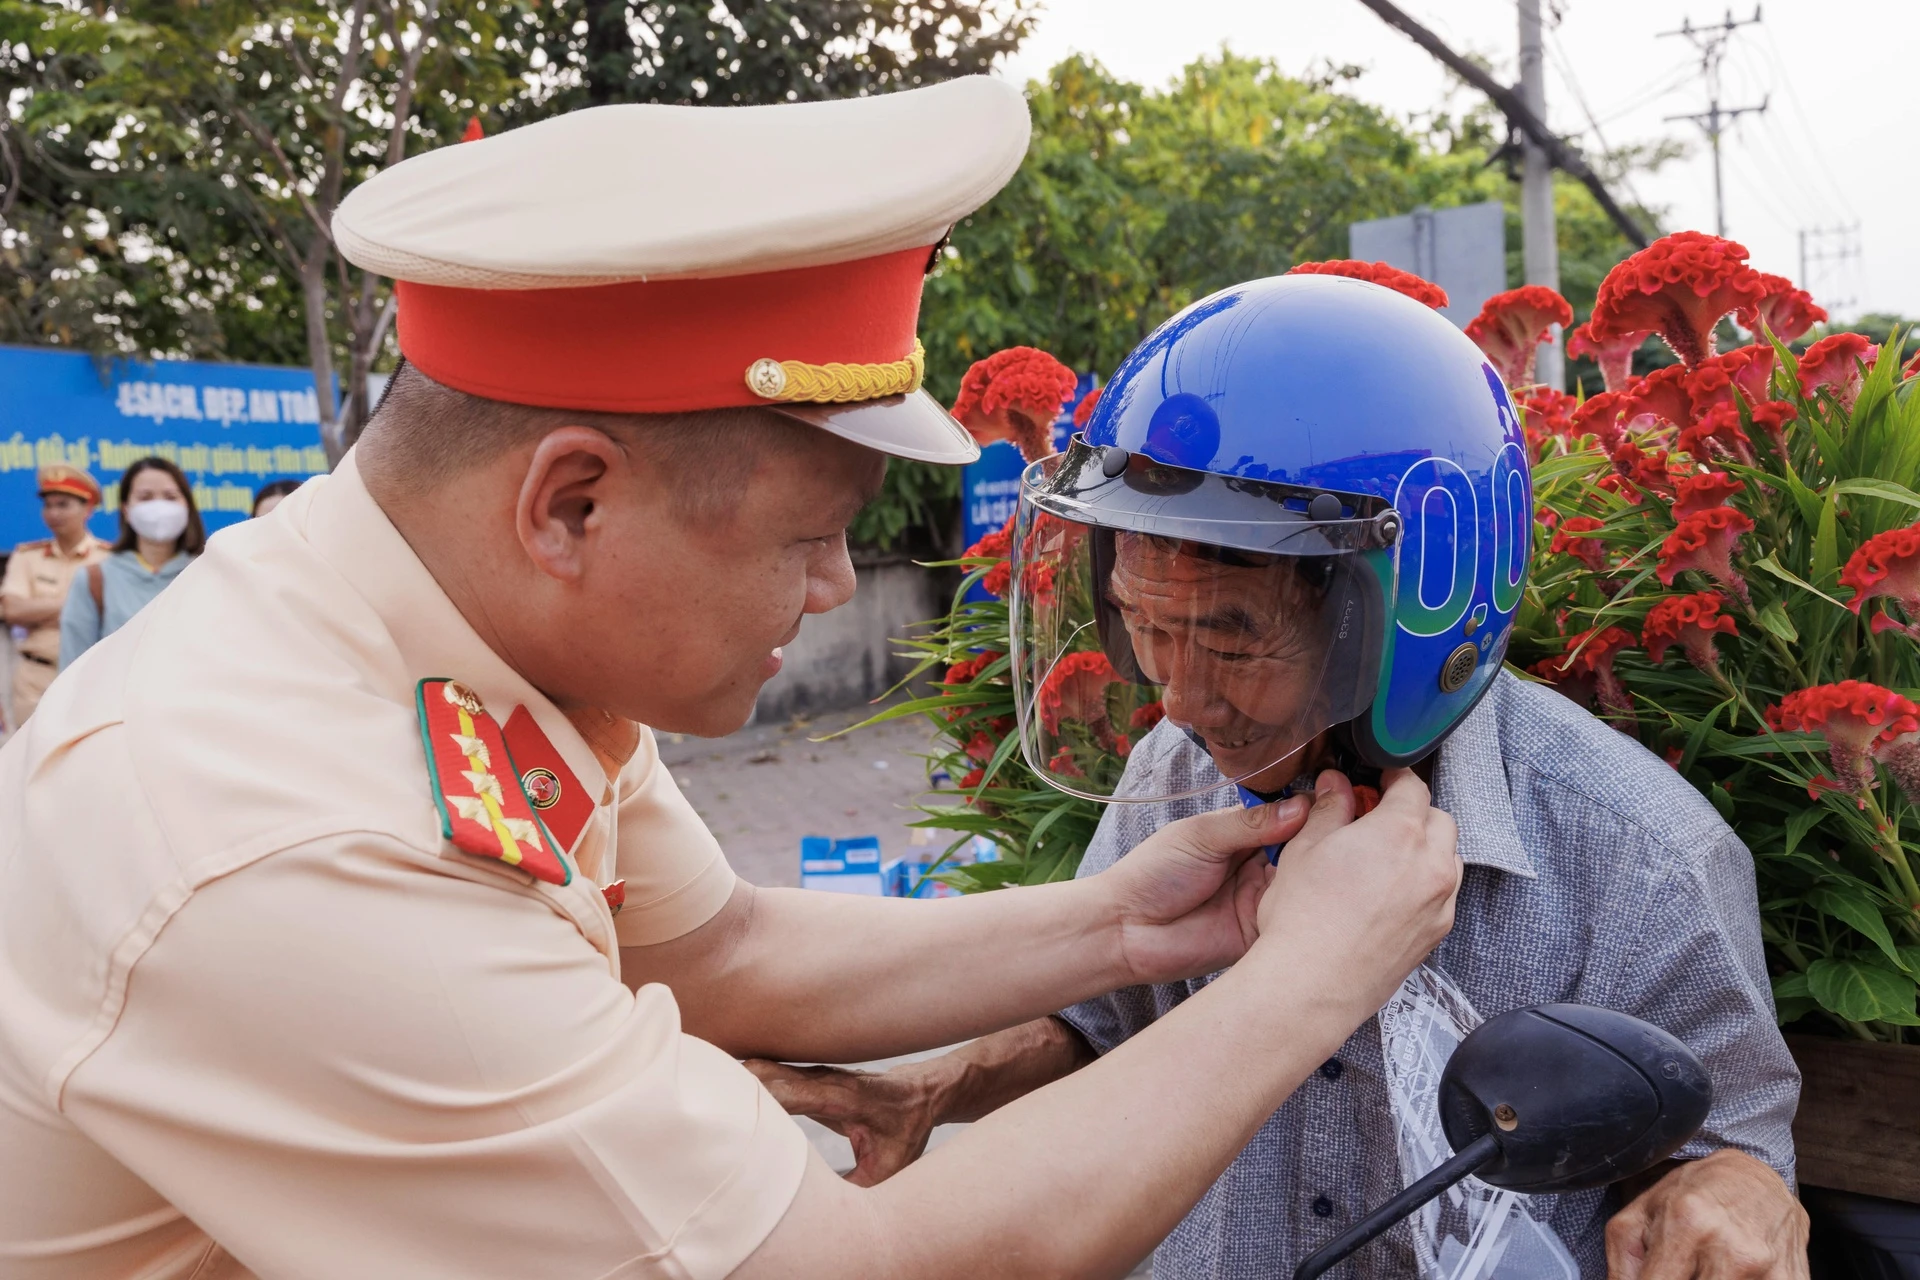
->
1292;1132;1501;1280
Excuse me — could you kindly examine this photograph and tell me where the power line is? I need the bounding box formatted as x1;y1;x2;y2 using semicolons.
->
1753;24;1858;222
1659;6;1768;238
1542;29;1650;215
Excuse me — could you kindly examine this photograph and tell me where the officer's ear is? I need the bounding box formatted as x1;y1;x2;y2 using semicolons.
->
515;425;624;582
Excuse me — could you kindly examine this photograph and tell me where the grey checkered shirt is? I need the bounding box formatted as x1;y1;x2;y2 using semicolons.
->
1058;671;1799;1280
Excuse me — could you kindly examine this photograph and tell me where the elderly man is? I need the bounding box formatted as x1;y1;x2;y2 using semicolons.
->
0;80;1465;1279
0;464;108;726
756;273;1809;1278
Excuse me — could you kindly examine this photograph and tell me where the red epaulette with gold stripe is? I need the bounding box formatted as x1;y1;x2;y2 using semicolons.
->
415;678;571;886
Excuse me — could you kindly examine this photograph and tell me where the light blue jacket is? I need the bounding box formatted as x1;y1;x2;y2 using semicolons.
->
58;549;193;669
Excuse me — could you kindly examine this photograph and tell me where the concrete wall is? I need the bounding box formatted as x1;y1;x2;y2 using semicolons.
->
752;557;950;723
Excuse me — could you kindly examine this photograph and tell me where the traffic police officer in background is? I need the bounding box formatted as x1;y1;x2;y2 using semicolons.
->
0;79;1461;1278
0;464;109;727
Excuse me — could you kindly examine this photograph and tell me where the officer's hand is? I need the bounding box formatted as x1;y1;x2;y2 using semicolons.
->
1097;789;1315;986
745;1059;942;1187
1248;768;1461;1014
1606;1151;1809;1280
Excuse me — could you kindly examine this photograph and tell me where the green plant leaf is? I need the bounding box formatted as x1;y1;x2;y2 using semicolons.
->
1900;945;1920;980
1833;478;1920;513
1750;553;1850;611
1754;600;1800;644
1806;958;1920;1024
1812;487;1841;587
1807;884;1904;967
1782;807;1826;858
1772;970;1811;1001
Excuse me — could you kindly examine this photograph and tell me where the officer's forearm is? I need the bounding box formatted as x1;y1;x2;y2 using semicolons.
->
0;593;58;626
624;878;1132;1063
731;934;1371;1279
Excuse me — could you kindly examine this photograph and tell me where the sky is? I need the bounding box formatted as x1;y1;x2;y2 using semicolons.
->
998;0;1917;321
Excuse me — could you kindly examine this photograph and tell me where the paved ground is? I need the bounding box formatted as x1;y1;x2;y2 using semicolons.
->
657;699;960;888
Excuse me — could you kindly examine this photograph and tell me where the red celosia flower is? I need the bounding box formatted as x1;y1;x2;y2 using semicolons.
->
1841;522;1920;637
1285;259;1449;309
964;514;1015;563
1020;559;1057;607
1517;386;1578;455
951;347;1079;462
959;766;986;790
1046;747;1086;778
1596;472;1642;504
1744;399;1796;455
1766;681;1920;797
1737;273;1827;343
945;650;1003;685
981;560;1012;597
1071;386;1102;429
1671;471;1744;518
1550;516;1608;572
1905;348;1920;381
1536;505;1560;531
1567;321;1650;393
1546;626;1637;719
1617;364;1695;434
1568;390;1627;450
1677;402;1755;467
1038;650;1119;741
1797;333;1878;411
1589;231;1766;368
1686;345;1776;418
964;730;998;762
1465;286;1574;387
1612;438;1676;498
1129;701;1166;731
1642;591;1739;672
1657;505;1754;606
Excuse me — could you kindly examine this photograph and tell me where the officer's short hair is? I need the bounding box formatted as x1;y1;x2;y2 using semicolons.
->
359;361;815;523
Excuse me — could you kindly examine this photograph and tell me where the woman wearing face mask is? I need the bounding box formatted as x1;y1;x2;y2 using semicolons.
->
58;456;205;669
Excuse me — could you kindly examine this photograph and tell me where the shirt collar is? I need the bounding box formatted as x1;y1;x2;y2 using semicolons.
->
1432;682;1536;879
294;450;608;805
47;535;104;562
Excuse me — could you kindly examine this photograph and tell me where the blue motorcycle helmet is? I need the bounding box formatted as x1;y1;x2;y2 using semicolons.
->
1009;272;1531;802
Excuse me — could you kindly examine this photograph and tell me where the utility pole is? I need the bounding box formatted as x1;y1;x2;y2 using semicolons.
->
1800;224;1862;314
1517;0;1563;389
1660;8;1767;238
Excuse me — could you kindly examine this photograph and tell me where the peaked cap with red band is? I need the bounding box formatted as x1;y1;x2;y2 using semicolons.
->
333;77;1032;464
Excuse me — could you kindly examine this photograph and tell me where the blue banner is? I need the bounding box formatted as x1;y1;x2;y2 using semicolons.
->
0;344;331;550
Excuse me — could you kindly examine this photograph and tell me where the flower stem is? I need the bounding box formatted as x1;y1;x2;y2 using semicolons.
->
1861;790;1920;911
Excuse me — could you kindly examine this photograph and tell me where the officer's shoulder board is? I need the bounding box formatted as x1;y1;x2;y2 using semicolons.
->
13;539;50;554
414;678;571;886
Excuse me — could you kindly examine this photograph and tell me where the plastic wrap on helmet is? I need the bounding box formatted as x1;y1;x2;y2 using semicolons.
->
1011;447;1397;803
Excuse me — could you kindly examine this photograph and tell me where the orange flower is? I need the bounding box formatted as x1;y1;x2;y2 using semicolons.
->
1766;681;1920;798
1686;344;1776;419
1841;522;1920;637
951;348;1079;462
1797;333;1878;412
1671;471;1744;518
1037;651;1120;741
1677;402;1754;467
1737;273;1826;342
1549;516;1608;572
1617;364;1695;434
1567;322;1650;393
1570;390;1629;450
1538;626;1636;718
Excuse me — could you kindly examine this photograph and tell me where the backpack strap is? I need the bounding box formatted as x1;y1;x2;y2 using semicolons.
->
87;562;104;626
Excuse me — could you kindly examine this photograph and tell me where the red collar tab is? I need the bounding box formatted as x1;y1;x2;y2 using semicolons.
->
501;705;597;854
415;679;571;887
393;244;930;414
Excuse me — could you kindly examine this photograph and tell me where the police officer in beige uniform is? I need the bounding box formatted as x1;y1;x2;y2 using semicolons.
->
0;80;1462;1279
1;464;110;726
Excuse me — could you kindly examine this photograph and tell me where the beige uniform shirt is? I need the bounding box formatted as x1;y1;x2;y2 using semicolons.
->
2;533;110;663
0;456;808;1279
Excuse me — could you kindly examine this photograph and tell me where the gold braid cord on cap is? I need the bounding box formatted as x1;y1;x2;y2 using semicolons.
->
744;341;926;404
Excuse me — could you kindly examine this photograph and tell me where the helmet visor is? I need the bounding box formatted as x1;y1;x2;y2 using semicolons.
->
1010;442;1398;803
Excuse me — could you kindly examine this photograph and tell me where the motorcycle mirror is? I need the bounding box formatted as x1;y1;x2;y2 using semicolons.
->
1293;1004;1712;1280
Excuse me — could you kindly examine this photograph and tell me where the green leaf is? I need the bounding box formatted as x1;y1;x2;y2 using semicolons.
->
1833;478;1920;513
1754;600;1800;644
1812;487;1841;587
1806;958;1920;1024
1783;807;1826;858
1750;553;1850;611
1772;970;1811;1000
1708;783;1735;821
1900;946;1920;980
1807;885;1904;967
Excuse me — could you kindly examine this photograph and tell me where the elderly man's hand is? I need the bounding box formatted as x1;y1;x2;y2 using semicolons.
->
745;1059;940;1187
1607;1149;1809;1279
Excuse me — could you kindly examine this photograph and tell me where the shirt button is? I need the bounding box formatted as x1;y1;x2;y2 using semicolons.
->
1319;1058;1344;1080
1312;1195;1335;1218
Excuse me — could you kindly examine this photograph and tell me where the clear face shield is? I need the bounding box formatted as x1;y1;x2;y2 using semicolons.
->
1010;439;1401;803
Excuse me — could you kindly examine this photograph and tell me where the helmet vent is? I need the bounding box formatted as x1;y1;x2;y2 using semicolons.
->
1439;642;1480;694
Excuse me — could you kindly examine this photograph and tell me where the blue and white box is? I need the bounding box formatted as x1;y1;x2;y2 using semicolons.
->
799;835;885;895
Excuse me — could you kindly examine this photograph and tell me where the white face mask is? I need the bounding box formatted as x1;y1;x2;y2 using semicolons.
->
125;498;190;544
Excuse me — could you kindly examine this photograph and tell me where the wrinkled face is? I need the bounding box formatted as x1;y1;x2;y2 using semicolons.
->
40;493;92;539
1108;533;1332;789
